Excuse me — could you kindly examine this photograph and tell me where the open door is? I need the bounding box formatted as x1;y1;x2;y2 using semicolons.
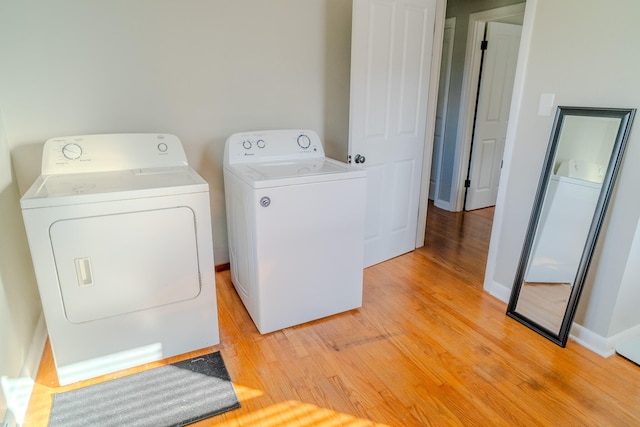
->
349;0;439;267
465;22;522;211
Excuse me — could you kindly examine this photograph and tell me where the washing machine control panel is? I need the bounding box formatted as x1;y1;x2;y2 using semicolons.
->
226;129;325;164
61;142;83;160
41;134;190;175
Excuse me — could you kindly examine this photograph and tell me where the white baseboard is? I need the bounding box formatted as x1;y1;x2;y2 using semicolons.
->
569;323;617;357
571;322;640;358
433;198;452;212
484;280;511;303
2;313;47;427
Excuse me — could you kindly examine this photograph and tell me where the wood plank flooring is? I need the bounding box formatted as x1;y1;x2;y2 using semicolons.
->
23;202;640;426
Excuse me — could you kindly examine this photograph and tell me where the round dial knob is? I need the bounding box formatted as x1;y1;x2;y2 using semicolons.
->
242;140;252;149
297;134;311;149
62;143;82;160
256;139;266;148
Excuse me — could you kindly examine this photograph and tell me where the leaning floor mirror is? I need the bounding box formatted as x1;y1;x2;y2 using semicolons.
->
507;106;636;347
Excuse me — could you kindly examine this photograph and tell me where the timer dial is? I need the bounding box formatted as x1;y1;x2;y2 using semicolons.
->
62;143;82;160
297;134;311;149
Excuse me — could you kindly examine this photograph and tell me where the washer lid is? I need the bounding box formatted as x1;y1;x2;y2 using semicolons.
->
226;157;366;188
20;166;208;209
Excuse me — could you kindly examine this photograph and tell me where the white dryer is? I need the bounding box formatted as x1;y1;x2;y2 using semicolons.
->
21;134;219;385
223;129;366;334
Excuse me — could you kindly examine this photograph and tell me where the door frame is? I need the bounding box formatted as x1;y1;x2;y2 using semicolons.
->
484;0;534;301
449;3;526;212
415;0;447;247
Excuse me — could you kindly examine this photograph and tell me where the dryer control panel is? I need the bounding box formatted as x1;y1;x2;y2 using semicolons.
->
41;134;189;175
225;129;325;165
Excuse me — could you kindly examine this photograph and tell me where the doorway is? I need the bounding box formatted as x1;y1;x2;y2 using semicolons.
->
429;3;526;213
454;4;525;212
464;21;522;211
425;3;526;291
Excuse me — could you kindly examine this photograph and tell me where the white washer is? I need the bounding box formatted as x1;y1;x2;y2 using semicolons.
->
21;134;219;385
223;129;366;334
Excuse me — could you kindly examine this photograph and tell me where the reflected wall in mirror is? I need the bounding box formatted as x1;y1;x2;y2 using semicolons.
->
507;107;636;346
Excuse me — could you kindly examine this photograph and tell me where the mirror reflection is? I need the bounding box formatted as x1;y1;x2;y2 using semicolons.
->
508;107;636;346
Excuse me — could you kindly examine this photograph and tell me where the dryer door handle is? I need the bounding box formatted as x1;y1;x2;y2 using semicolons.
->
74;257;94;287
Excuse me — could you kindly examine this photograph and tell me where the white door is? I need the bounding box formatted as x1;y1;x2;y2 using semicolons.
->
349;0;437;267
430;17;455;204
465;22;522;211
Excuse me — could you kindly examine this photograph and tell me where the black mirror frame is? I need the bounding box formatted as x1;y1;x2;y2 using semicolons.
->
507;106;636;347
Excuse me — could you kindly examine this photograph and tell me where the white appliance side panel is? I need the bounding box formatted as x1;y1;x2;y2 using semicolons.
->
252;177;366;333
224;171;258;317
50;207;201;323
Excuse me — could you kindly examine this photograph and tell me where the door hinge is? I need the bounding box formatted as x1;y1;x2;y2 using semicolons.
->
464;179;471;188
481;40;488;50
347;154;352;164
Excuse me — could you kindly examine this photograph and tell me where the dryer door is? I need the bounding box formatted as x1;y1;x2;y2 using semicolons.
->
50;206;201;323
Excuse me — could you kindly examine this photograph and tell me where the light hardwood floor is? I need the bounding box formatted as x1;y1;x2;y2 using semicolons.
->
23;203;640;426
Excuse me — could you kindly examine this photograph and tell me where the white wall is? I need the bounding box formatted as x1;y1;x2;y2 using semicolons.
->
485;0;640;351
0;0;353;265
0;108;42;424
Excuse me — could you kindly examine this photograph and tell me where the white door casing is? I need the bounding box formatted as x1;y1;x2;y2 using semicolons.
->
465;22;522;211
349;0;438;267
